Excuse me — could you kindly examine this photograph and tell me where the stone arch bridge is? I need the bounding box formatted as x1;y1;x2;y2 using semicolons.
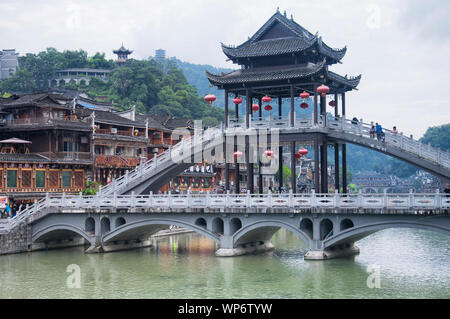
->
6;192;449;259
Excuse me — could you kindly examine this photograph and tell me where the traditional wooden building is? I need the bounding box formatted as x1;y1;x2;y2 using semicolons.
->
0;93;92;198
206;10;361;193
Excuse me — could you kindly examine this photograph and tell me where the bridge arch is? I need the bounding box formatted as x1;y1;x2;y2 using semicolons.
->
230;218;242;235
102;218;220;244
115;217;126;228
323;221;450;249
32;224;92;244
340;218;354;232
212;217;224;235
85;217;95;234
195;217;207;229
300;218;313;240
320;219;333;241
232;220;312;247
101;217;111;235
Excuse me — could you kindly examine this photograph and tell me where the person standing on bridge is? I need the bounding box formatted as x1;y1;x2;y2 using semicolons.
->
445;184;450;197
5;202;11;218
370;122;376;139
376;123;383;141
392;126;398;135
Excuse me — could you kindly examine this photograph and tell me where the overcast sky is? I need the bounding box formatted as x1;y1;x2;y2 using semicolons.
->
0;0;449;138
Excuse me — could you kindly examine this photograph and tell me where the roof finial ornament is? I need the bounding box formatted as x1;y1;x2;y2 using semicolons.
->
284;10;286;17
291;14;293;20
276;6;279;12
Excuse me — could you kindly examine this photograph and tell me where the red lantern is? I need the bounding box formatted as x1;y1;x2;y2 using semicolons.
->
234;151;243;158
298;148;308;156
204;94;216;104
264;150;274;160
317;84;330;97
233;97;243;105
252;104;259;112
262;95;272;103
264;104;273;111
181;179;184;183
300;91;310;99
192;178;195;183
296;153;302;160
201;179;204;183
300;102;309;109
329;100;336;107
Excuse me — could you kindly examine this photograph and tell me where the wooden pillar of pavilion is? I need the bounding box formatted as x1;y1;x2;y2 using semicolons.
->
246;92;254;193
313;85;319;124
235;136;240;194
278;95;283;192
224;90;229;129
224;91;230;191
334;93;339;192
320;93;328;193
258;96;263;193
245;90;250;129
342;92;347;193
278;96;282;118
235;94;239;120
258;97;262;120
314;136;320;193
290;141;296;193
278;145;283;193
233;94;241;194
290;84;295;127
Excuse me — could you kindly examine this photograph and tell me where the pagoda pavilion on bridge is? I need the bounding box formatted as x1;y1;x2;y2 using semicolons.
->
207;9;361;194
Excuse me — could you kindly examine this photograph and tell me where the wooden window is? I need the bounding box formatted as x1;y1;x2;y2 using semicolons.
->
36;170;45;188
49;170;59;188
74;171;84;188
7;170;17;188
22;170;32;188
62;171;71;188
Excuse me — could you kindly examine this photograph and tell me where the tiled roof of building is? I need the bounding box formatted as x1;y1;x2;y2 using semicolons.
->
207;60;326;85
76;108;146;128
1;93;72;108
135;114;170;131
0;153;50;163
221;11;346;63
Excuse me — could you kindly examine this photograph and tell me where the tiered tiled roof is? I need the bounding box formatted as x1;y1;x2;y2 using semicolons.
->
221;11;346;64
207;60;326;85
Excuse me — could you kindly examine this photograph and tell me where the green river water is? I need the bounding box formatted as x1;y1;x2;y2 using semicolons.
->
0;229;449;299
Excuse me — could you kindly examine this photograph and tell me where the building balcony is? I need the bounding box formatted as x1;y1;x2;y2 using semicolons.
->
39;151;92;161
94;154;142;168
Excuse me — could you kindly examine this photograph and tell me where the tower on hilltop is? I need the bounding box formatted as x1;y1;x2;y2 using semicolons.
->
113;44;133;66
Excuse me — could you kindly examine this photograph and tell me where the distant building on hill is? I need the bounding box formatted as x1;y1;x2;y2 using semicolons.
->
49;68;111;87
0;49;19;80
155;49;166;60
113;44;133;66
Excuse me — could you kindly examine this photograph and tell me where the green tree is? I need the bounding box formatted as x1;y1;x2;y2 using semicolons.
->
420;124;450;151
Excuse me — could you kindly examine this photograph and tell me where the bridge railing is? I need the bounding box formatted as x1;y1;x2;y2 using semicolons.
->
28;191;450;213
1;191;448;234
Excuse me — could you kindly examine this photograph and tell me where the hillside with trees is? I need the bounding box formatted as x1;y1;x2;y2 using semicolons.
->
0;48;224;126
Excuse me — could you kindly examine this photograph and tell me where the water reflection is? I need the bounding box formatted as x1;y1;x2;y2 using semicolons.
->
0;228;448;298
